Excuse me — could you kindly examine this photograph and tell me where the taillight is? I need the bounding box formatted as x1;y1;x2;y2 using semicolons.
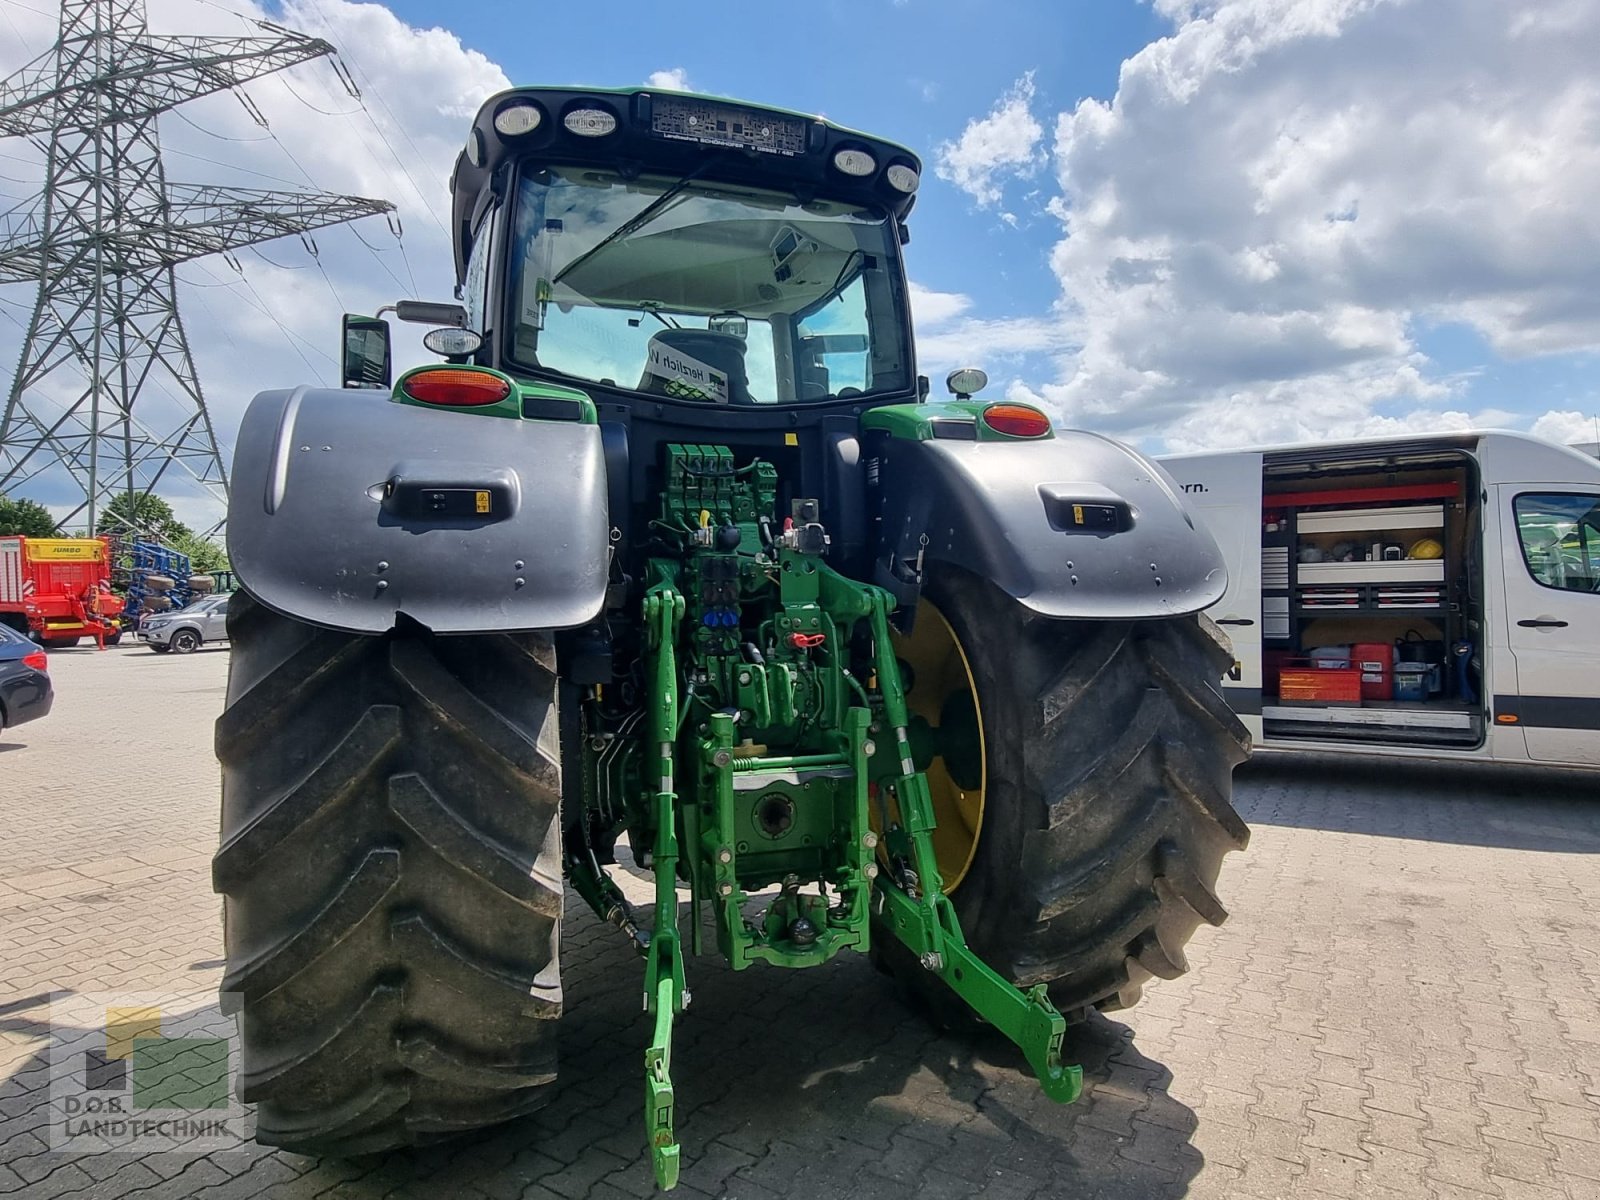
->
402;369;511;407
981;402;1051;438
22;650;47;671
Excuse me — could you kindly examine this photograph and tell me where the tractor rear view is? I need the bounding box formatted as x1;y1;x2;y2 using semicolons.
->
214;87;1249;1188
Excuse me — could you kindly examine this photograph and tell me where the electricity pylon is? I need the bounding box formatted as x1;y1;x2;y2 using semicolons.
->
0;0;394;530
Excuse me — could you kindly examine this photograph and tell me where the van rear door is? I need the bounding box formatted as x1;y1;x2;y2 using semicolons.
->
1166;451;1265;733
1496;485;1600;766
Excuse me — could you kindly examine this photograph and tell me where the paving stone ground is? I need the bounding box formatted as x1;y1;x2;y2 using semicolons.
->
2;643;1598;1199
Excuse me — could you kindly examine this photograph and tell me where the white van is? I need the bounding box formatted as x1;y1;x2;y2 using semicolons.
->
1159;431;1600;767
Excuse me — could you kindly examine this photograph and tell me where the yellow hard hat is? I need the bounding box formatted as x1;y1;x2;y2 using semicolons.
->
1408;537;1443;560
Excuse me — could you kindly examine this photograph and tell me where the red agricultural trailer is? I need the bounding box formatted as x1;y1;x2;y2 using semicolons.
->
0;535;125;648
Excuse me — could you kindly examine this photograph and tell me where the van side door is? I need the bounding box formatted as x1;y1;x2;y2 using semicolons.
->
1496;487;1600;766
1165;451;1265;737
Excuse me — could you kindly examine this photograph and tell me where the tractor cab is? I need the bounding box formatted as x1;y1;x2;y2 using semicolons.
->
345;87;923;417
454;88;920;410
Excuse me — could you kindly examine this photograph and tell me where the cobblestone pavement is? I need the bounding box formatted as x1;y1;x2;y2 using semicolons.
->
3;644;1598;1199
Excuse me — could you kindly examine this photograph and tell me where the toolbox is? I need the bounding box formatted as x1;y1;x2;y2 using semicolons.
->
1353;641;1393;702
1278;663;1363;706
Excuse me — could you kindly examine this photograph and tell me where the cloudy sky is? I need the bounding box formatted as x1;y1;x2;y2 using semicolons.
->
2;0;1598;528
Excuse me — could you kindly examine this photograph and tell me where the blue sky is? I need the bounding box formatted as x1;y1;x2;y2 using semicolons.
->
372;0;1164;366
360;0;1600;453
4;0;1599;526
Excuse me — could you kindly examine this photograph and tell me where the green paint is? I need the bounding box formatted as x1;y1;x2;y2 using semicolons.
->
861;400;1053;441
576;442;1079;1189
392;364;597;424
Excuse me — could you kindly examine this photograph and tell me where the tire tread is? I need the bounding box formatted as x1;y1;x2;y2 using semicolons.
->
215;591;562;1155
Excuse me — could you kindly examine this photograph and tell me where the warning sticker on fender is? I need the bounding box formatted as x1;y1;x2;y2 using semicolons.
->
646;345;729;403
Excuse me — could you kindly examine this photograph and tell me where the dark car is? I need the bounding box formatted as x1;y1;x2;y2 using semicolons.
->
0;623;53;734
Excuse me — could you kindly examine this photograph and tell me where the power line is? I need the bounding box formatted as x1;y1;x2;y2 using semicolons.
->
169;106;273;143
302;0;452;240
0;0;394;530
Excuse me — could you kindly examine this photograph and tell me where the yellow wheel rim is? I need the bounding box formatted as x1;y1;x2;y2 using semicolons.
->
884;600;986;892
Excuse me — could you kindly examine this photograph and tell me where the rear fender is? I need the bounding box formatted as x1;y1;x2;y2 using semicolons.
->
227;388;608;635
872;429;1226;619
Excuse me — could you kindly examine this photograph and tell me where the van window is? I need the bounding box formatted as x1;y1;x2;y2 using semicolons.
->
1514;493;1600;593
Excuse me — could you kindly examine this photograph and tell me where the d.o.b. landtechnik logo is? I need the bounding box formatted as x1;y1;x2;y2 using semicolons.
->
47;992;248;1153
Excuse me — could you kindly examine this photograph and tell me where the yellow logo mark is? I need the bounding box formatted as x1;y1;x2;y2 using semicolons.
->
1072;504;1085;526
784;433;799;446
26;539;103;562
474;490;491;514
106;1006;162;1060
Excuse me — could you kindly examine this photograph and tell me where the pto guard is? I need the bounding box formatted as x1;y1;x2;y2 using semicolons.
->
874;429;1227;618
227;387;609;635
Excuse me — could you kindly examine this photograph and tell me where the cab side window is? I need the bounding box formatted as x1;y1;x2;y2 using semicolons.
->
1514;493;1600;592
463;206;495;334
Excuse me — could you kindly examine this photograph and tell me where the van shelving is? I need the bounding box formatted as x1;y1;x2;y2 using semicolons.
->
1161;431;1600;768
1268;457;1473;745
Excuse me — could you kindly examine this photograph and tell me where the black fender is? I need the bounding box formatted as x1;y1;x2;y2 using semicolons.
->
227;388;608;635
872;429;1226;619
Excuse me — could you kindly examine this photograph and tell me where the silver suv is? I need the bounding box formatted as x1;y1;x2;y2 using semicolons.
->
138;594;232;654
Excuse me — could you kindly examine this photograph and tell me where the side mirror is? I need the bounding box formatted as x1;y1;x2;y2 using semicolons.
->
341;314;392;389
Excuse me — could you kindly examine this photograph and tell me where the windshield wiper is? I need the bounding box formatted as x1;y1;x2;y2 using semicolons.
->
553;161;716;287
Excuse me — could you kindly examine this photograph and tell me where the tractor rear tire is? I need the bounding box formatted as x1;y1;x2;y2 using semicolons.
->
881;570;1250;1021
213;591;564;1155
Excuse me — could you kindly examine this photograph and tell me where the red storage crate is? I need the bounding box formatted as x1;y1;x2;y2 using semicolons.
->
1278;664;1363;706
1353;641;1393;702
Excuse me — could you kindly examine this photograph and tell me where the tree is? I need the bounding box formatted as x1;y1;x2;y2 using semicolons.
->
0;492;59;537
96;491;188;542
92;490;228;575
170;529;230;575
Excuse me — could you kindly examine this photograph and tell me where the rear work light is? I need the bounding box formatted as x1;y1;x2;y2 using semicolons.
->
22;650;47;671
493;101;542;137
832;147;877;177
402;369;511;407
885;164;920;193
981;403;1051;438
564;107;618;137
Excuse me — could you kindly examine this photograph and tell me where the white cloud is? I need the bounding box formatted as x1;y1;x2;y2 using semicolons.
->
907;282;972;328
917;315;1063;375
645;67;693;91
0;0;509;528
906;282;1062;379
935;72;1044;208
1023;0;1600;450
1530;410;1600;447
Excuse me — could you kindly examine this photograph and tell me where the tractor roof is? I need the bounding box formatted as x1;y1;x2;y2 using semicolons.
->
448;85;923;286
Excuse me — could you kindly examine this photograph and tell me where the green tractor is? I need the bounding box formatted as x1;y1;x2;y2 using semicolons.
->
215;86;1249;1187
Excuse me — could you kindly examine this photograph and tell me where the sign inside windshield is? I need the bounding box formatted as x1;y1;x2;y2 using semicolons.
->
646;344;730;403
